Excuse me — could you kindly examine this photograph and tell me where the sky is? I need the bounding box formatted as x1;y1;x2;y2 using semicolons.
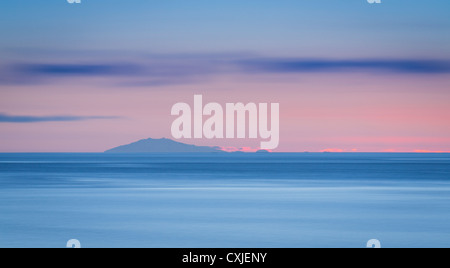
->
1;0;450;152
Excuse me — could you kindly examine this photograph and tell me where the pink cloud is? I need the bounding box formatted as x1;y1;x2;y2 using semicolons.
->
414;150;450;153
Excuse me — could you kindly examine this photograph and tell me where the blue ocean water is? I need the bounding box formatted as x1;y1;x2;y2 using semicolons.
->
0;153;450;248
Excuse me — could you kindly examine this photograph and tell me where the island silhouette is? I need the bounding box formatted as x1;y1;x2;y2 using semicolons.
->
105;138;225;153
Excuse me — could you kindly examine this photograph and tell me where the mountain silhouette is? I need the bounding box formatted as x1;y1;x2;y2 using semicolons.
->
105;138;224;153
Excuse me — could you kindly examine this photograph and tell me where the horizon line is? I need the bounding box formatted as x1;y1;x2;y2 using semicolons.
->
0;151;449;154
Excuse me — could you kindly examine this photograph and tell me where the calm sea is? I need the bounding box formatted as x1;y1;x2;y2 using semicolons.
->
0;153;449;248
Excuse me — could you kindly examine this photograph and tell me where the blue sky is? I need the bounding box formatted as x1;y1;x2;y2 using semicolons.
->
1;0;450;58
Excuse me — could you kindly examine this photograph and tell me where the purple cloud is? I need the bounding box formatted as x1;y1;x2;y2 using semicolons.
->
0;113;120;123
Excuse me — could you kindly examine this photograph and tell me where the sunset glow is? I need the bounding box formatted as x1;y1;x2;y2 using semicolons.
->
1;1;450;152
